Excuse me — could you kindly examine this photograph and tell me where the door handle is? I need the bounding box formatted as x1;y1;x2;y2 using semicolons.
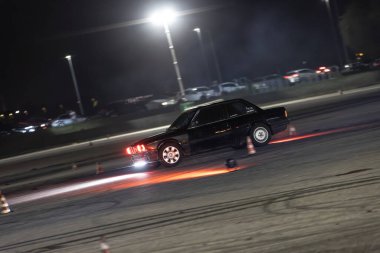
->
215;126;231;134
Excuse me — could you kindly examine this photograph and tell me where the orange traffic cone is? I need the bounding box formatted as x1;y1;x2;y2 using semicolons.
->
100;236;110;253
96;162;104;175
0;191;11;214
246;136;256;155
289;125;297;136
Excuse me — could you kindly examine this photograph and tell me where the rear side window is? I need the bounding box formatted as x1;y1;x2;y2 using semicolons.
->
191;105;227;126
185;90;197;95
60;114;71;119
222;83;236;88
227;101;257;117
227;102;247;117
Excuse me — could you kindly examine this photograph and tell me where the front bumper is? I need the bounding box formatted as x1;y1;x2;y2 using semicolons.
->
129;151;159;167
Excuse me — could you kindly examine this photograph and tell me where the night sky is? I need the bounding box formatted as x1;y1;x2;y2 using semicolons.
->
1;0;350;112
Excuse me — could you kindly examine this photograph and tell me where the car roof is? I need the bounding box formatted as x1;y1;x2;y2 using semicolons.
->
220;82;237;85
185;86;210;91
184;98;251;112
287;68;311;73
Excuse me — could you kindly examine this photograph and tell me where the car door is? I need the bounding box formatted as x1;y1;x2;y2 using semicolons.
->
226;101;262;142
187;104;231;154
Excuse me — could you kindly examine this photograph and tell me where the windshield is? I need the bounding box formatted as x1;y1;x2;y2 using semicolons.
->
168;110;196;131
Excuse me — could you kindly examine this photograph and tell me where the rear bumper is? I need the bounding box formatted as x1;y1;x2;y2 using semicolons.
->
270;118;290;134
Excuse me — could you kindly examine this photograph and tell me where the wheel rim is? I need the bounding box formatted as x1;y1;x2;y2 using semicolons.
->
253;127;268;143
162;146;180;164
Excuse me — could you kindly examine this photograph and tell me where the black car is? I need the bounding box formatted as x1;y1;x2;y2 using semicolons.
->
125;99;289;167
342;62;370;75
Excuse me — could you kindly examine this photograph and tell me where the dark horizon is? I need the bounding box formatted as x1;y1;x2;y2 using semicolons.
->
0;0;355;112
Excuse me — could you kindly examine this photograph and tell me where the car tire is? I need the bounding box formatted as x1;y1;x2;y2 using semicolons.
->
158;142;182;167
250;124;272;147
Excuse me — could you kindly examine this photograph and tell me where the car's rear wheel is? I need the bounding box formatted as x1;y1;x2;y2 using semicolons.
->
251;124;271;146
159;142;182;167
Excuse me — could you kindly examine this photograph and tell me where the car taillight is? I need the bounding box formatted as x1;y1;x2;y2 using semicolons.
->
316;70;321;74
285;74;299;79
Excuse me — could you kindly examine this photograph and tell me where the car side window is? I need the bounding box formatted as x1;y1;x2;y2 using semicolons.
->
227;102;247;117
60;114;70;119
191;105;227;127
185;90;196;95
227;102;257;117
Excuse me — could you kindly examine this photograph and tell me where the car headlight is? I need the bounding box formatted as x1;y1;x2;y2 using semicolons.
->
133;160;148;168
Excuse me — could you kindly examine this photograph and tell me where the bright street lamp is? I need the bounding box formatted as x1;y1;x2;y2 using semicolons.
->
149;8;185;96
65;55;85;115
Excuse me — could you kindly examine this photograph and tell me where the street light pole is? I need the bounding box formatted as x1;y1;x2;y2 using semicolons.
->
65;55;85;115
207;30;223;83
163;23;185;96
193;27;212;85
323;0;348;66
150;9;185;96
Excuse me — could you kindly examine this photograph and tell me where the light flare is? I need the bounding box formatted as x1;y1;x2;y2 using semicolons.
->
9;173;147;205
9;165;247;205
270;124;369;144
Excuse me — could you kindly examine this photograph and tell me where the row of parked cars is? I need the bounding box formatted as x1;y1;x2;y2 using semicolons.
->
0;111;87;136
180;60;378;102
342;59;380;74
181;82;246;102
149;66;338;106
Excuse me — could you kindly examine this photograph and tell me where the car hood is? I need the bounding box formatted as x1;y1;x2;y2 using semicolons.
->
133;128;184;146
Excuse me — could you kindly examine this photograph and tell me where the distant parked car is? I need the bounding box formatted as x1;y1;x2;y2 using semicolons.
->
8;117;50;134
284;69;319;85
145;97;178;110
0;122;13;136
181;86;217;102
252;74;289;93
342;62;370;75
371;59;380;69
315;66;331;80
51;112;86;127
211;82;246;95
99;100;147;117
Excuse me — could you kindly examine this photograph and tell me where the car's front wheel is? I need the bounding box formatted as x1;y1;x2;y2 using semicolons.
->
159;142;182;167
251;124;272;146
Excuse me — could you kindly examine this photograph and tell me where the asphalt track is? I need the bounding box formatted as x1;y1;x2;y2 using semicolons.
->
1;88;380;252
